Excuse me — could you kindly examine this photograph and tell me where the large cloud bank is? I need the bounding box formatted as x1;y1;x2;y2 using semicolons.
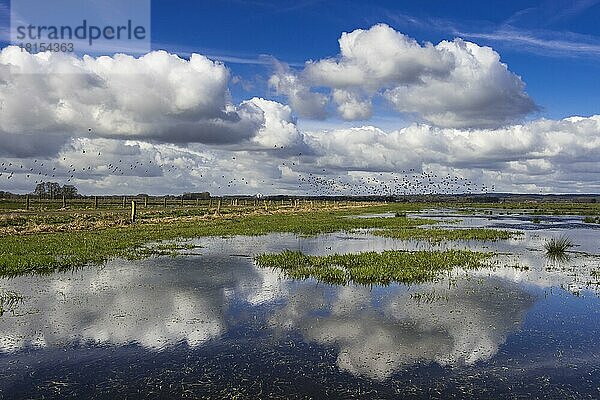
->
0;26;599;195
2;115;600;195
0;47;300;157
270;24;537;128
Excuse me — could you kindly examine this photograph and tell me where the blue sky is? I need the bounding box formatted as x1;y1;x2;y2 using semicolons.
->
2;0;599;119
149;0;600;120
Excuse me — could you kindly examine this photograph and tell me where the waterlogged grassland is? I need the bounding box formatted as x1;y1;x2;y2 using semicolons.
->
374;227;520;242
255;249;494;285
0;201;525;277
458;201;600;216
0;204;435;276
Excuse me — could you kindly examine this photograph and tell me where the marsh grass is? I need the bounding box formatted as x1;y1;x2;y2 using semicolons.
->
0;202;425;236
373;227;518;242
0;289;23;316
410;290;449;304
255;249;493;286
460;202;600;216
583;216;600;224
544;236;574;261
134;242;201;258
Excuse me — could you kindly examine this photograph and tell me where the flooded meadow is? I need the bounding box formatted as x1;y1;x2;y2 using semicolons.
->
1;209;600;398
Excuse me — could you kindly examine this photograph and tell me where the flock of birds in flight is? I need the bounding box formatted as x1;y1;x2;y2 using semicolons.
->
1;142;495;196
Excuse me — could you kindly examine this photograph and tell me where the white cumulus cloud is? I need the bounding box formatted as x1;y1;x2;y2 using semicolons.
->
0;47;298;157
270;24;537;128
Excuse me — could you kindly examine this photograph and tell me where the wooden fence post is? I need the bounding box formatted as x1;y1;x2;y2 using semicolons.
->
26;195;30;210
94;196;98;209
215;199;221;215
62;195;67;209
131;200;137;223
181;196;184;207
164;196;167;208
122;196;126;209
144;196;148;208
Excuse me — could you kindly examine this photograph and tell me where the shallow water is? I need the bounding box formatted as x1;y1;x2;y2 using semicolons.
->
1;210;600;399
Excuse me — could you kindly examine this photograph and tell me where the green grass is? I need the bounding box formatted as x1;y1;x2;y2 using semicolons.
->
583;216;600;224
373;227;519;242
255;249;494;286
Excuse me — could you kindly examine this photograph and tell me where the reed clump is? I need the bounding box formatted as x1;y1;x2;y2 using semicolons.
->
544;236;573;258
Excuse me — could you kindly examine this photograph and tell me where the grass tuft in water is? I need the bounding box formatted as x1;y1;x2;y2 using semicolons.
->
0;290;23;316
543;236;573;258
255;249;493;286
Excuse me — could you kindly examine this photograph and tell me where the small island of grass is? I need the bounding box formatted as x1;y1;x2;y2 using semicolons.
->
255;249;494;286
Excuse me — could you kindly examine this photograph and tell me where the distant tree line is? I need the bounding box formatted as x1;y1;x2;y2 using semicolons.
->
33;182;79;199
182;192;210;200
0;191;17;198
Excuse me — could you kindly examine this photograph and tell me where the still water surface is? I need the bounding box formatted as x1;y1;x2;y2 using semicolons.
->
1;210;600;398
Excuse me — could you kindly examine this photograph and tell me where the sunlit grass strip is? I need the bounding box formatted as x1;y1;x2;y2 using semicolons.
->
255;249;493;286
373;227;519;241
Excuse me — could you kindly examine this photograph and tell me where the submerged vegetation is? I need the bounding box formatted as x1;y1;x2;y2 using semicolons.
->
583;216;600;224
255;249;494;285
0;289;23;316
374;227;519;242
